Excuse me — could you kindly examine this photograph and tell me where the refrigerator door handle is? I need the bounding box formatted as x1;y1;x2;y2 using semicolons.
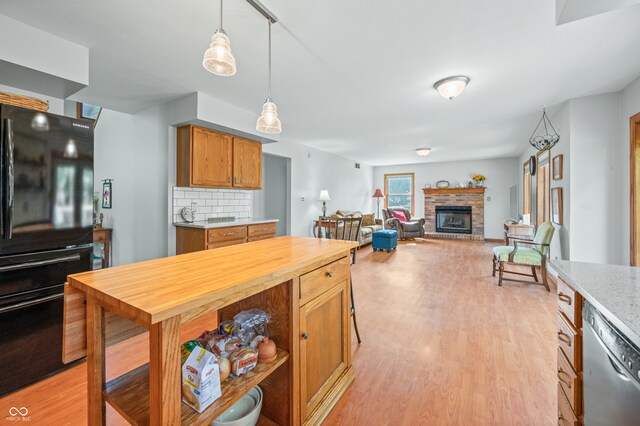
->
5;118;13;239
0;253;81;273
1;118;14;239
0;293;63;315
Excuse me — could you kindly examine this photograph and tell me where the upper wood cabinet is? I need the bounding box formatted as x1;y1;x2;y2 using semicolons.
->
176;125;262;189
232;137;262;189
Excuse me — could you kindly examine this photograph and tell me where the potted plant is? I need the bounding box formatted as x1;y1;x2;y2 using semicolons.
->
472;174;486;188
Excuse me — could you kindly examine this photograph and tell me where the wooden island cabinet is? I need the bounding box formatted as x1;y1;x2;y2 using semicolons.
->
177;125;262;190
62;236;357;425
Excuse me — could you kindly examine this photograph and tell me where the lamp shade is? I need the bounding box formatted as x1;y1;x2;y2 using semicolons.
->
203;30;237;76
256;99;282;134
372;189;384;198
319;189;331;201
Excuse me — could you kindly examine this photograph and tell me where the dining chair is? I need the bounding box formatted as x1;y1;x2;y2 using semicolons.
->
317;216;362;344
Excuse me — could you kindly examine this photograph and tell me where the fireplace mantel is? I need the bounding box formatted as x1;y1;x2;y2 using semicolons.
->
423;187;486;195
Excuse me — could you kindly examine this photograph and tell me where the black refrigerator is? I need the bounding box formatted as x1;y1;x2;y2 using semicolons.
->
0;104;94;396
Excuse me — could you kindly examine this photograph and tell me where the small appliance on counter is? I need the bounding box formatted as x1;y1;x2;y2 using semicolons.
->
0;104;94;396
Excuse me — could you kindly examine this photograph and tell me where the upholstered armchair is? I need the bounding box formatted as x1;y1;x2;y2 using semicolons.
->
492;221;555;291
382;207;425;239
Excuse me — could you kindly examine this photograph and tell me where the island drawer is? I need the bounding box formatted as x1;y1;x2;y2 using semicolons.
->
557;347;581;416
557;278;582;329
557;312;582;371
558;383;580;426
208;226;247;243
299;256;349;305
248;223;276;237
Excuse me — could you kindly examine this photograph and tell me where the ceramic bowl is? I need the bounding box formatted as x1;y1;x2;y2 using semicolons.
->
212;386;263;426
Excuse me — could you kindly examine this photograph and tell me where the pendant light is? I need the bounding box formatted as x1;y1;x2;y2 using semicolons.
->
256;20;282;134
529;107;560;151
202;0;236;76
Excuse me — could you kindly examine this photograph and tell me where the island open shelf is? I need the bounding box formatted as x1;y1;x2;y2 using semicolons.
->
104;349;289;426
63;236;358;425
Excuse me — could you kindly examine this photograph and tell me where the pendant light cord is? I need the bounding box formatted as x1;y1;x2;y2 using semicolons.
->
268;19;272;99
220;0;223;29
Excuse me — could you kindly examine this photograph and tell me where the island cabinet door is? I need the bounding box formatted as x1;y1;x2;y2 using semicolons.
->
299;279;349;421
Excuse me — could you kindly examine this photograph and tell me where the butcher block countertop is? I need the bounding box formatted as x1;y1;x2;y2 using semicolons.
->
67;236;358;326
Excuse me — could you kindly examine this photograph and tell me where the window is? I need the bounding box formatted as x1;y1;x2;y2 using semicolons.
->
384;173;414;215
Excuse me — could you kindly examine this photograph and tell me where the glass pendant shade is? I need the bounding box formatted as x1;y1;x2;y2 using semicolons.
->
434;76;470;100
203;29;236;76
256;98;281;133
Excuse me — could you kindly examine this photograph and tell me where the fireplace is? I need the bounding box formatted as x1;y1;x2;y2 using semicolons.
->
435;206;472;234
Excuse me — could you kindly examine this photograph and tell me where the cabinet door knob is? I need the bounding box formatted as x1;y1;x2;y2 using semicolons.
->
302;332;309;340
326;271;333;278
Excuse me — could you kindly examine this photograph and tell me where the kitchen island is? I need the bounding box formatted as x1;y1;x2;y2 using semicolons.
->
551;260;640;425
63;236;358;426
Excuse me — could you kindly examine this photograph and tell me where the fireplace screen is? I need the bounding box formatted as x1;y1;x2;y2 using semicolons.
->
436;206;472;234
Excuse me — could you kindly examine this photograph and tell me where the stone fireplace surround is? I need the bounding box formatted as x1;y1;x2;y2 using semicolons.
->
423;187;486;241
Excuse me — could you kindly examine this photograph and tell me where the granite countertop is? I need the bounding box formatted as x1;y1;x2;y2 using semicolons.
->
173;218;278;229
551;260;640;347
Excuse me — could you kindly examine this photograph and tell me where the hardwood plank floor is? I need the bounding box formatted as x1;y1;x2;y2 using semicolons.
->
0;240;556;425
326;239;557;425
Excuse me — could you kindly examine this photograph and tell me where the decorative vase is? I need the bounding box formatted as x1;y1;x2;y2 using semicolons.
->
475;181;484;188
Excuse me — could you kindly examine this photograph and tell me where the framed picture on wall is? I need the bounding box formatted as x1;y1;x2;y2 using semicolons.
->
102;180;112;209
553;154;563;180
551;187;563;225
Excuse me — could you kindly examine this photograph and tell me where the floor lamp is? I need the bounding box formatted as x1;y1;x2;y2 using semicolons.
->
373;189;384;219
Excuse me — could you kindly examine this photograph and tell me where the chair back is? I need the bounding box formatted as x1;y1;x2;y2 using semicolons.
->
534;221;555;255
382;206;412;221
317;216;362;243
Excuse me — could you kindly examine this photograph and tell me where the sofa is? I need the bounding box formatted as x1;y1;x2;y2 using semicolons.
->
334;210;383;246
382;207;425;239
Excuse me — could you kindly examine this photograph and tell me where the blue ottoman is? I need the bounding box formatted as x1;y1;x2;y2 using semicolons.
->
372;230;398;253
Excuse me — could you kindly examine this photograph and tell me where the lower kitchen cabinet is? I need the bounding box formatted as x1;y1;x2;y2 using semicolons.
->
176;222;276;254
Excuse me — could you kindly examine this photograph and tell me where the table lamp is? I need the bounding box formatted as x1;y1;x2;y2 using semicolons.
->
372;188;384;218
319;188;331;216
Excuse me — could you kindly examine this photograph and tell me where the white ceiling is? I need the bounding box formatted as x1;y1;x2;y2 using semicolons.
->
1;0;639;166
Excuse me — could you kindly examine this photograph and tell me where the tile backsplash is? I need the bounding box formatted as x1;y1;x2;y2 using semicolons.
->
172;187;253;223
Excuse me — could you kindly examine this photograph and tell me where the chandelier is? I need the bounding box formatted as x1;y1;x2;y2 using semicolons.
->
529;108;559;151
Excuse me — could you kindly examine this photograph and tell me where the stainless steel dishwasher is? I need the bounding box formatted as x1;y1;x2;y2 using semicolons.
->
583;300;640;425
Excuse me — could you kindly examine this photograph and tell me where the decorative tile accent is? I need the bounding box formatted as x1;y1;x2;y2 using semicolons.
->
172;187;253;223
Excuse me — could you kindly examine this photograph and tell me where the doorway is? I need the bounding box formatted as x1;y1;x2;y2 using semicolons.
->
253;153;291;236
630;112;640;265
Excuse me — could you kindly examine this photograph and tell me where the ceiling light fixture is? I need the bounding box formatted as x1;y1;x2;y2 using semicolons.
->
529;107;560;151
434;76;470;100
202;0;237;76
256;19;282;134
416;148;431;156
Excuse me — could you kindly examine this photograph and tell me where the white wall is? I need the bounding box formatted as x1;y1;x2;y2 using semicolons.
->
93;104;171;266
569;93;622;264
619;76;640;264
262;140;374;237
373;157;519;239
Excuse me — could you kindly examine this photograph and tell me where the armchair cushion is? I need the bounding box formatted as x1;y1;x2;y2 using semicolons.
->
401;221;423;232
391;210;407;222
493;245;542;266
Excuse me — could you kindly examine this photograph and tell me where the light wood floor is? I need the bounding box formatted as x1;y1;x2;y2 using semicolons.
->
0;239;557;425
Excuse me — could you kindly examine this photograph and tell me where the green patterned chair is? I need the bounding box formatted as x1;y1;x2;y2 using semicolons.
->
492;221;555;291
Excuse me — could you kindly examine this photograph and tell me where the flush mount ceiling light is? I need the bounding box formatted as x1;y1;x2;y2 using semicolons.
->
416;148;431;156
434;76;470;100
256;19;282;134
202;0;237;76
529;107;560;151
